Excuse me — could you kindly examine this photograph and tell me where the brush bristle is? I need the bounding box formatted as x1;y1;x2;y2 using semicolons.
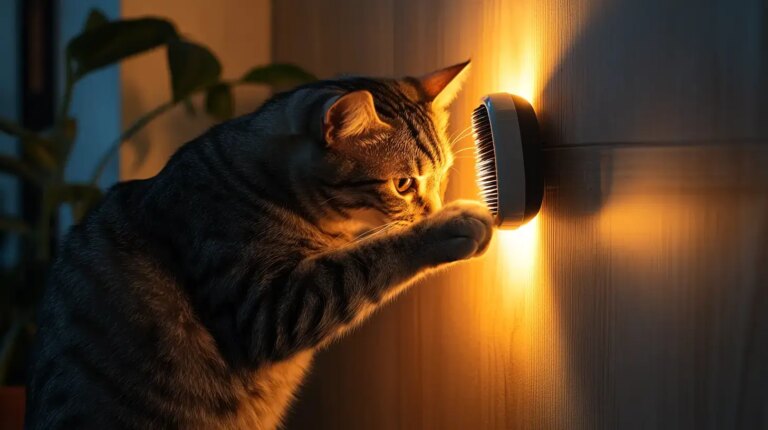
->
472;104;499;214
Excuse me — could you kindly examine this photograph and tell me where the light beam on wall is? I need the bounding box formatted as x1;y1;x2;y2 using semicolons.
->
493;87;541;289
497;214;540;290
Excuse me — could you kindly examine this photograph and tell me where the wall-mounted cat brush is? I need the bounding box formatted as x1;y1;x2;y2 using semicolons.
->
472;93;543;229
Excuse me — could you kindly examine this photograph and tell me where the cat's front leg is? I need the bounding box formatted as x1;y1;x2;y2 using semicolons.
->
250;200;493;361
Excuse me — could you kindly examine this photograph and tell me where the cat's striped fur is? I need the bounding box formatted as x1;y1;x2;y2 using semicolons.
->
26;61;494;429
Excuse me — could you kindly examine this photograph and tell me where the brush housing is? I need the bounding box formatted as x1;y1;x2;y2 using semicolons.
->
472;93;543;229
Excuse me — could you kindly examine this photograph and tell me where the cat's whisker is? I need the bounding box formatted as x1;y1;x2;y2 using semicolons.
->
449;135;474;152
355;220;404;241
449;128;474;148
355;223;394;240
364;220;407;238
452;143;474;154
453;124;473;136
337;220;406;252
318;194;345;206
451;127;473;141
452;146;476;155
349;224;392;244
448;129;472;148
447;125;472;144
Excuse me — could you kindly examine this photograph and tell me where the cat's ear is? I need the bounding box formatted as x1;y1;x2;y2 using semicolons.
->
323;90;390;145
418;60;471;108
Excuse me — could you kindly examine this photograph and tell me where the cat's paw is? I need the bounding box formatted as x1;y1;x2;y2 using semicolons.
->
418;200;495;265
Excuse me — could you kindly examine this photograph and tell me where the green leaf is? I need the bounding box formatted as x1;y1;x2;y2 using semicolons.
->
0;217;31;234
63;117;78;143
84;8;109;32
205;83;234;120
67;17;178;79
21;137;58;171
59;184;103;202
182;98;197;116
60;118;79;158
167;40;222;102
0;155;37;183
71;199;99;223
0;117;32;139
240;63;317;86
48;184;103;223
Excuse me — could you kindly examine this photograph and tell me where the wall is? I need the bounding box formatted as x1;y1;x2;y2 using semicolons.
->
274;0;768;428
120;0;271;180
58;0;121;231
59;0;121;188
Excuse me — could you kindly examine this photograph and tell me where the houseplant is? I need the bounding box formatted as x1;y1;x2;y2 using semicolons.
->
0;7;316;416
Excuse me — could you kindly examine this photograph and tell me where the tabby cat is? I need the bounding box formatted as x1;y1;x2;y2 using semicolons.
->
26;61;494;429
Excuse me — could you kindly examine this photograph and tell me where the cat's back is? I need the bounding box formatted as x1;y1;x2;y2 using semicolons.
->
25;179;239;429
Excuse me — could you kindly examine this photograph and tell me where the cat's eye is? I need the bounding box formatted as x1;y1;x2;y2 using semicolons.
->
394;177;415;194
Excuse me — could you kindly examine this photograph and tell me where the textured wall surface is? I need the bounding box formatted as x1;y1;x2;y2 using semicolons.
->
120;0;272;180
273;0;768;428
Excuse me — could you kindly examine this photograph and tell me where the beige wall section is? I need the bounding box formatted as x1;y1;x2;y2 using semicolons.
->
274;0;768;429
120;0;271;180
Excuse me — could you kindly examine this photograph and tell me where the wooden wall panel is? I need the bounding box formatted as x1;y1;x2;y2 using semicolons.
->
120;0;272;180
273;0;768;428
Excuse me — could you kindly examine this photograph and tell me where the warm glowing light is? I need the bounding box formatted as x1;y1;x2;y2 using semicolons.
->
493;5;542;283
496;214;540;291
455;0;602;421
495;1;542;107
598;174;706;257
499;46;539;106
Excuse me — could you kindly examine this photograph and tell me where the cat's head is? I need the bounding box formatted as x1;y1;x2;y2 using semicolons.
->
291;61;470;233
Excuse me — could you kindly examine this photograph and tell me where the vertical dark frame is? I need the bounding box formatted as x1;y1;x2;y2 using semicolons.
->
21;0;55;131
19;0;56;259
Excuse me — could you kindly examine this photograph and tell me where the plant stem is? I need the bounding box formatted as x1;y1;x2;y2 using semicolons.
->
90;100;176;185
0;117;33;139
55;60;75;133
89;78;246;186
